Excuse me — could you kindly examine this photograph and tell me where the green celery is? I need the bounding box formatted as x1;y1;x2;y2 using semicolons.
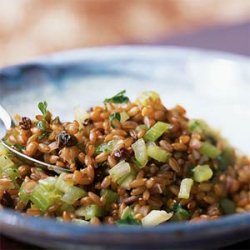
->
39;177;57;191
132;139;148;168
61;186;86;205
120;111;130;123
55;173;73;193
147;143;170;163
95;139;123;154
121;206;133;220
144;121;170;142
178;178;194;199
119;170;136;190
193;165;213;183
109;160;131;183
0;142;8;155
135;125;148;132
30;184;61;212
76;204;103;220
71;218;89;225
199;142;221;159
0;155;19;181
100;189;118;207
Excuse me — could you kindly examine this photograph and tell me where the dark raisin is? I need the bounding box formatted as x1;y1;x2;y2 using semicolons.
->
114;148;131;161
57;131;78;148
94;163;109;182
1;190;14;208
83;119;92;126
19;117;32;130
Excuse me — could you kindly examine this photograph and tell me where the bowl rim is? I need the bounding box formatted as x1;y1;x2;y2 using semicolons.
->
0;45;249;243
1;45;249;71
1;208;250;238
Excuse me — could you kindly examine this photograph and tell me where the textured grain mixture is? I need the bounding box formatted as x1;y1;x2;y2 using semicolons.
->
0;91;249;226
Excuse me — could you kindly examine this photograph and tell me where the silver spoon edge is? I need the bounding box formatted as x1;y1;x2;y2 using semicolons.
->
1;140;71;174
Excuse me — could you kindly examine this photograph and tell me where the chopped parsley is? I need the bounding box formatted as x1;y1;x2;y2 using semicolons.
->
38;101;48;117
109;112;121;128
104;90;129;104
36;120;46;131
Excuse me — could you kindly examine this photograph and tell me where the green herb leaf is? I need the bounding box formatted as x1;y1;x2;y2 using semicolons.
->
38;131;50;140
104;90;129;104
36;120;46;131
38;101;48;117
109;112;121;128
95;140;122;155
171;203;190;221
117;214;140;225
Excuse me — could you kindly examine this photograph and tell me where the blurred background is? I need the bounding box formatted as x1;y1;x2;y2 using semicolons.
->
0;0;249;67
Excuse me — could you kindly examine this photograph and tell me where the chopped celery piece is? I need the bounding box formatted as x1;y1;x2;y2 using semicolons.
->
76;204;103;220
119;171;136;190
121;206;133;220
136;91;160;106
2;167;19;181
19;184;31;204
217;147;235;171
55;173;86;205
200;142;221;159
55;173;73;193
117;207;139;225
109;160;131;183
72;218;89;225
220;198;236;215
147;143;170;163
135;124;148;132
61;186;86;205
188;119;208;134
120;111;130;123
132;139;148;168
0;155;19;180
95;139;123;154
75;206;86;217
84;204;103;220
193;165;213;183
18;180;37;204
30;184;61;212
171;206;190;221
0;143;8;155
0;155;15;169
144;122;170;142
178;178;194;199
39;177;57;191
100;189;118;206
142;210;173;227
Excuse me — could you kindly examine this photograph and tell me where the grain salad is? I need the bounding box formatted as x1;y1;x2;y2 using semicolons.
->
0;90;249;226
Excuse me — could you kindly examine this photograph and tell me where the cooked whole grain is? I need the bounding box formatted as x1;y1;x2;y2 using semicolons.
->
0;91;249;226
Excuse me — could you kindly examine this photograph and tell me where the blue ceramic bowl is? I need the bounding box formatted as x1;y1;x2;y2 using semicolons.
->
0;46;249;249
